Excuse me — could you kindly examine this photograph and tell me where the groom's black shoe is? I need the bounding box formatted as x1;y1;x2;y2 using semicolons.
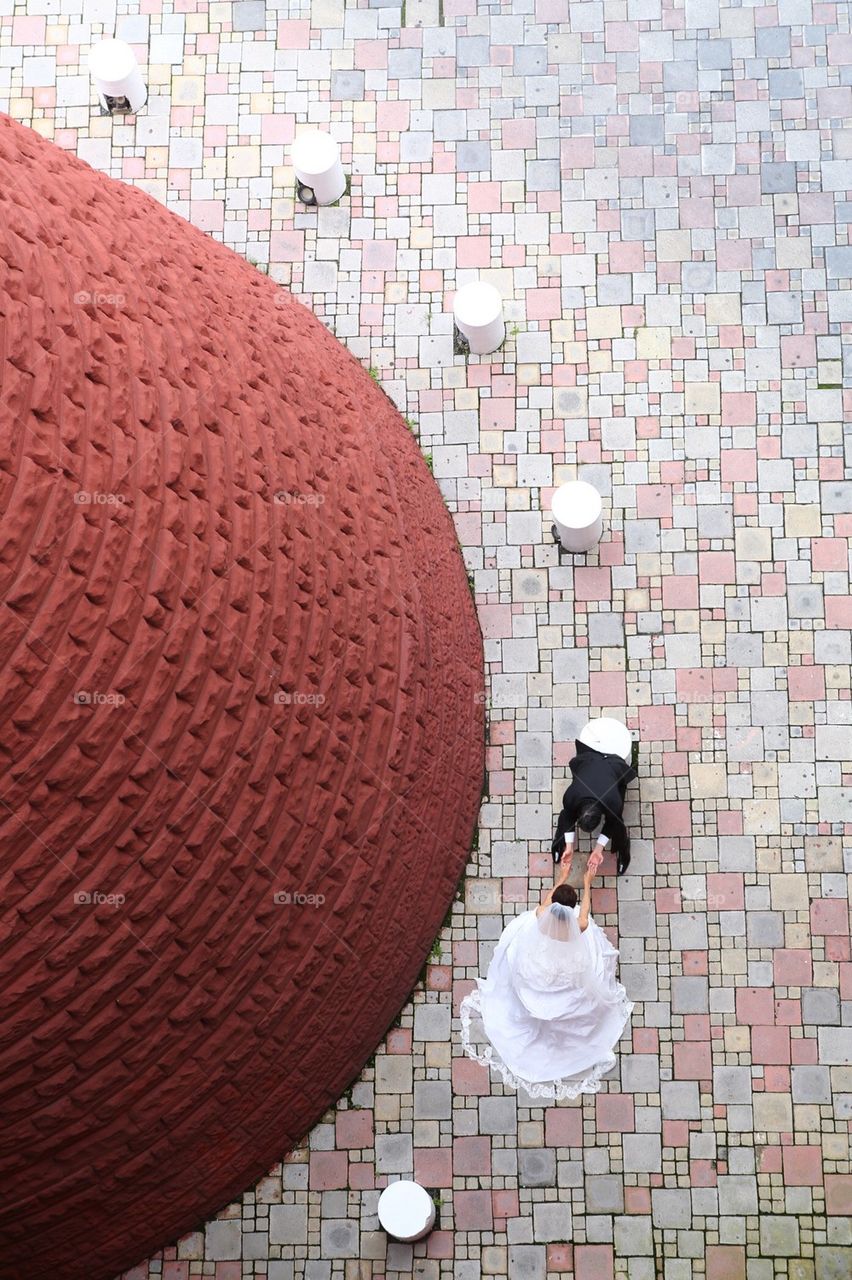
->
616;850;631;876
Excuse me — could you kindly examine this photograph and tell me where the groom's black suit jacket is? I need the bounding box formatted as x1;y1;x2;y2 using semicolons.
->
553;740;637;856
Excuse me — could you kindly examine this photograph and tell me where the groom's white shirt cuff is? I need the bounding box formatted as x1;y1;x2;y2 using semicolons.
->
597;835;609;848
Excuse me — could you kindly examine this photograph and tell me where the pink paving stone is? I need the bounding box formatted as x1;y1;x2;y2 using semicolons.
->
826;595;852;629
775;999;801;1026
589;670;627;707
492;1188;520;1219
547;1243;574;1273
721;392;755;426
758;1144;783;1173
349;1161;375;1189
261;115;294;144
575;1244;614;1280
638;704;675;741
787;665;826;700
545;1107;583;1147
773;949;813;987
636;484;672;518
452;1056;491;1095
526;288;563;320
387;1027;412;1054
698;551;736;584
736;986;775;1026
751;1026;791;1065
309;1150;348;1190
782;1146;824;1186
707;873;744;911
13;15;46;41
663;1120;690;1148
595;1094;634;1133
674;1040;712;1079
574;566;611;601
414;1146;453;1188
454;1189;493;1231
163;1265;189;1280
691;1160;717;1186
721;446;758;483
277;19;310;47
781;333;816;368
706;1246;746;1280
812;537;848;570
811;899;850;935
270;230;304;262
457;236;491;268
825;1176;852;1215
653;801;692;838
336;1109;373;1149
675;667;713;701
453;1136;491;1175
662;574;698;609
624;1186;651;1213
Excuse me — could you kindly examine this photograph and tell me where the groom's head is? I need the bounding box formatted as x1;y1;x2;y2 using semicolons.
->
577;799;603;833
552;885;578;909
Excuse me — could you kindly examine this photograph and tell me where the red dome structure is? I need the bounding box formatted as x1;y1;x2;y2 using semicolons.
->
0;117;483;1280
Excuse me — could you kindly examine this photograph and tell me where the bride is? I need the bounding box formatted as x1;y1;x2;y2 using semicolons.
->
460;852;633;1099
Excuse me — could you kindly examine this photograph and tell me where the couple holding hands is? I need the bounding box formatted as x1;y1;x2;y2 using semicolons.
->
460;736;638;1099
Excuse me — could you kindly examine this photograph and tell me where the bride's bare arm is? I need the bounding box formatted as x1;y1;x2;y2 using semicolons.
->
578;864;593;931
536;858;570;916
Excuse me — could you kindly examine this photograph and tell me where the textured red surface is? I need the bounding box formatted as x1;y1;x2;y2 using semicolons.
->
0;117;483;1280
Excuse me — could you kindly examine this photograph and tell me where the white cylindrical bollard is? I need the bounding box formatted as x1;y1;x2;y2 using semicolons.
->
89;40;147;114
377;1180;436;1243
453;281;505;355
291;131;347;206
551;480;603;553
579;717;633;765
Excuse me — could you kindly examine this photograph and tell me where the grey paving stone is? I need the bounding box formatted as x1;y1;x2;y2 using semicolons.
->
714;1066;753;1105
769;68;804;99
757;27;791;57
792;1065;833;1103
630;115;665;146
698;39;732;69
519;1148;557;1187
803;989;841;1025
479;1096;517;1135
320;1219;359;1258
413;1004;451;1042
507;1245;547;1280
661;1082;702;1120
232;0;266;31
456;141;491;172
375;1133;413;1174
761;161;797;193
760;1216;801;1256
623;1134;662;1173
270;1204;308;1245
532;1200;571;1242
413;1080;452;1120
330;71;365;101
651;1189;692;1228
586;1175;625;1213
205;1220;240;1261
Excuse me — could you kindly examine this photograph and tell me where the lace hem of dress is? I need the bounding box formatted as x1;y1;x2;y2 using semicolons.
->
459;987;635;1102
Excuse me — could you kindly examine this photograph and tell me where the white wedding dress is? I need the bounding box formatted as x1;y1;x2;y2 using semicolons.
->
460;903;633;1100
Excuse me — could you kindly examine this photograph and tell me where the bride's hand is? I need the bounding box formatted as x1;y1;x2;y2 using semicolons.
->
586;849;603;878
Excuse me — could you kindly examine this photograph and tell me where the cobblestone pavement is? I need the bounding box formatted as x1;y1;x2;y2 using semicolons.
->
5;0;852;1276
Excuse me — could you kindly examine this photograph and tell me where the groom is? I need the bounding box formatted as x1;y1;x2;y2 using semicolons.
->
551;738;637;877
